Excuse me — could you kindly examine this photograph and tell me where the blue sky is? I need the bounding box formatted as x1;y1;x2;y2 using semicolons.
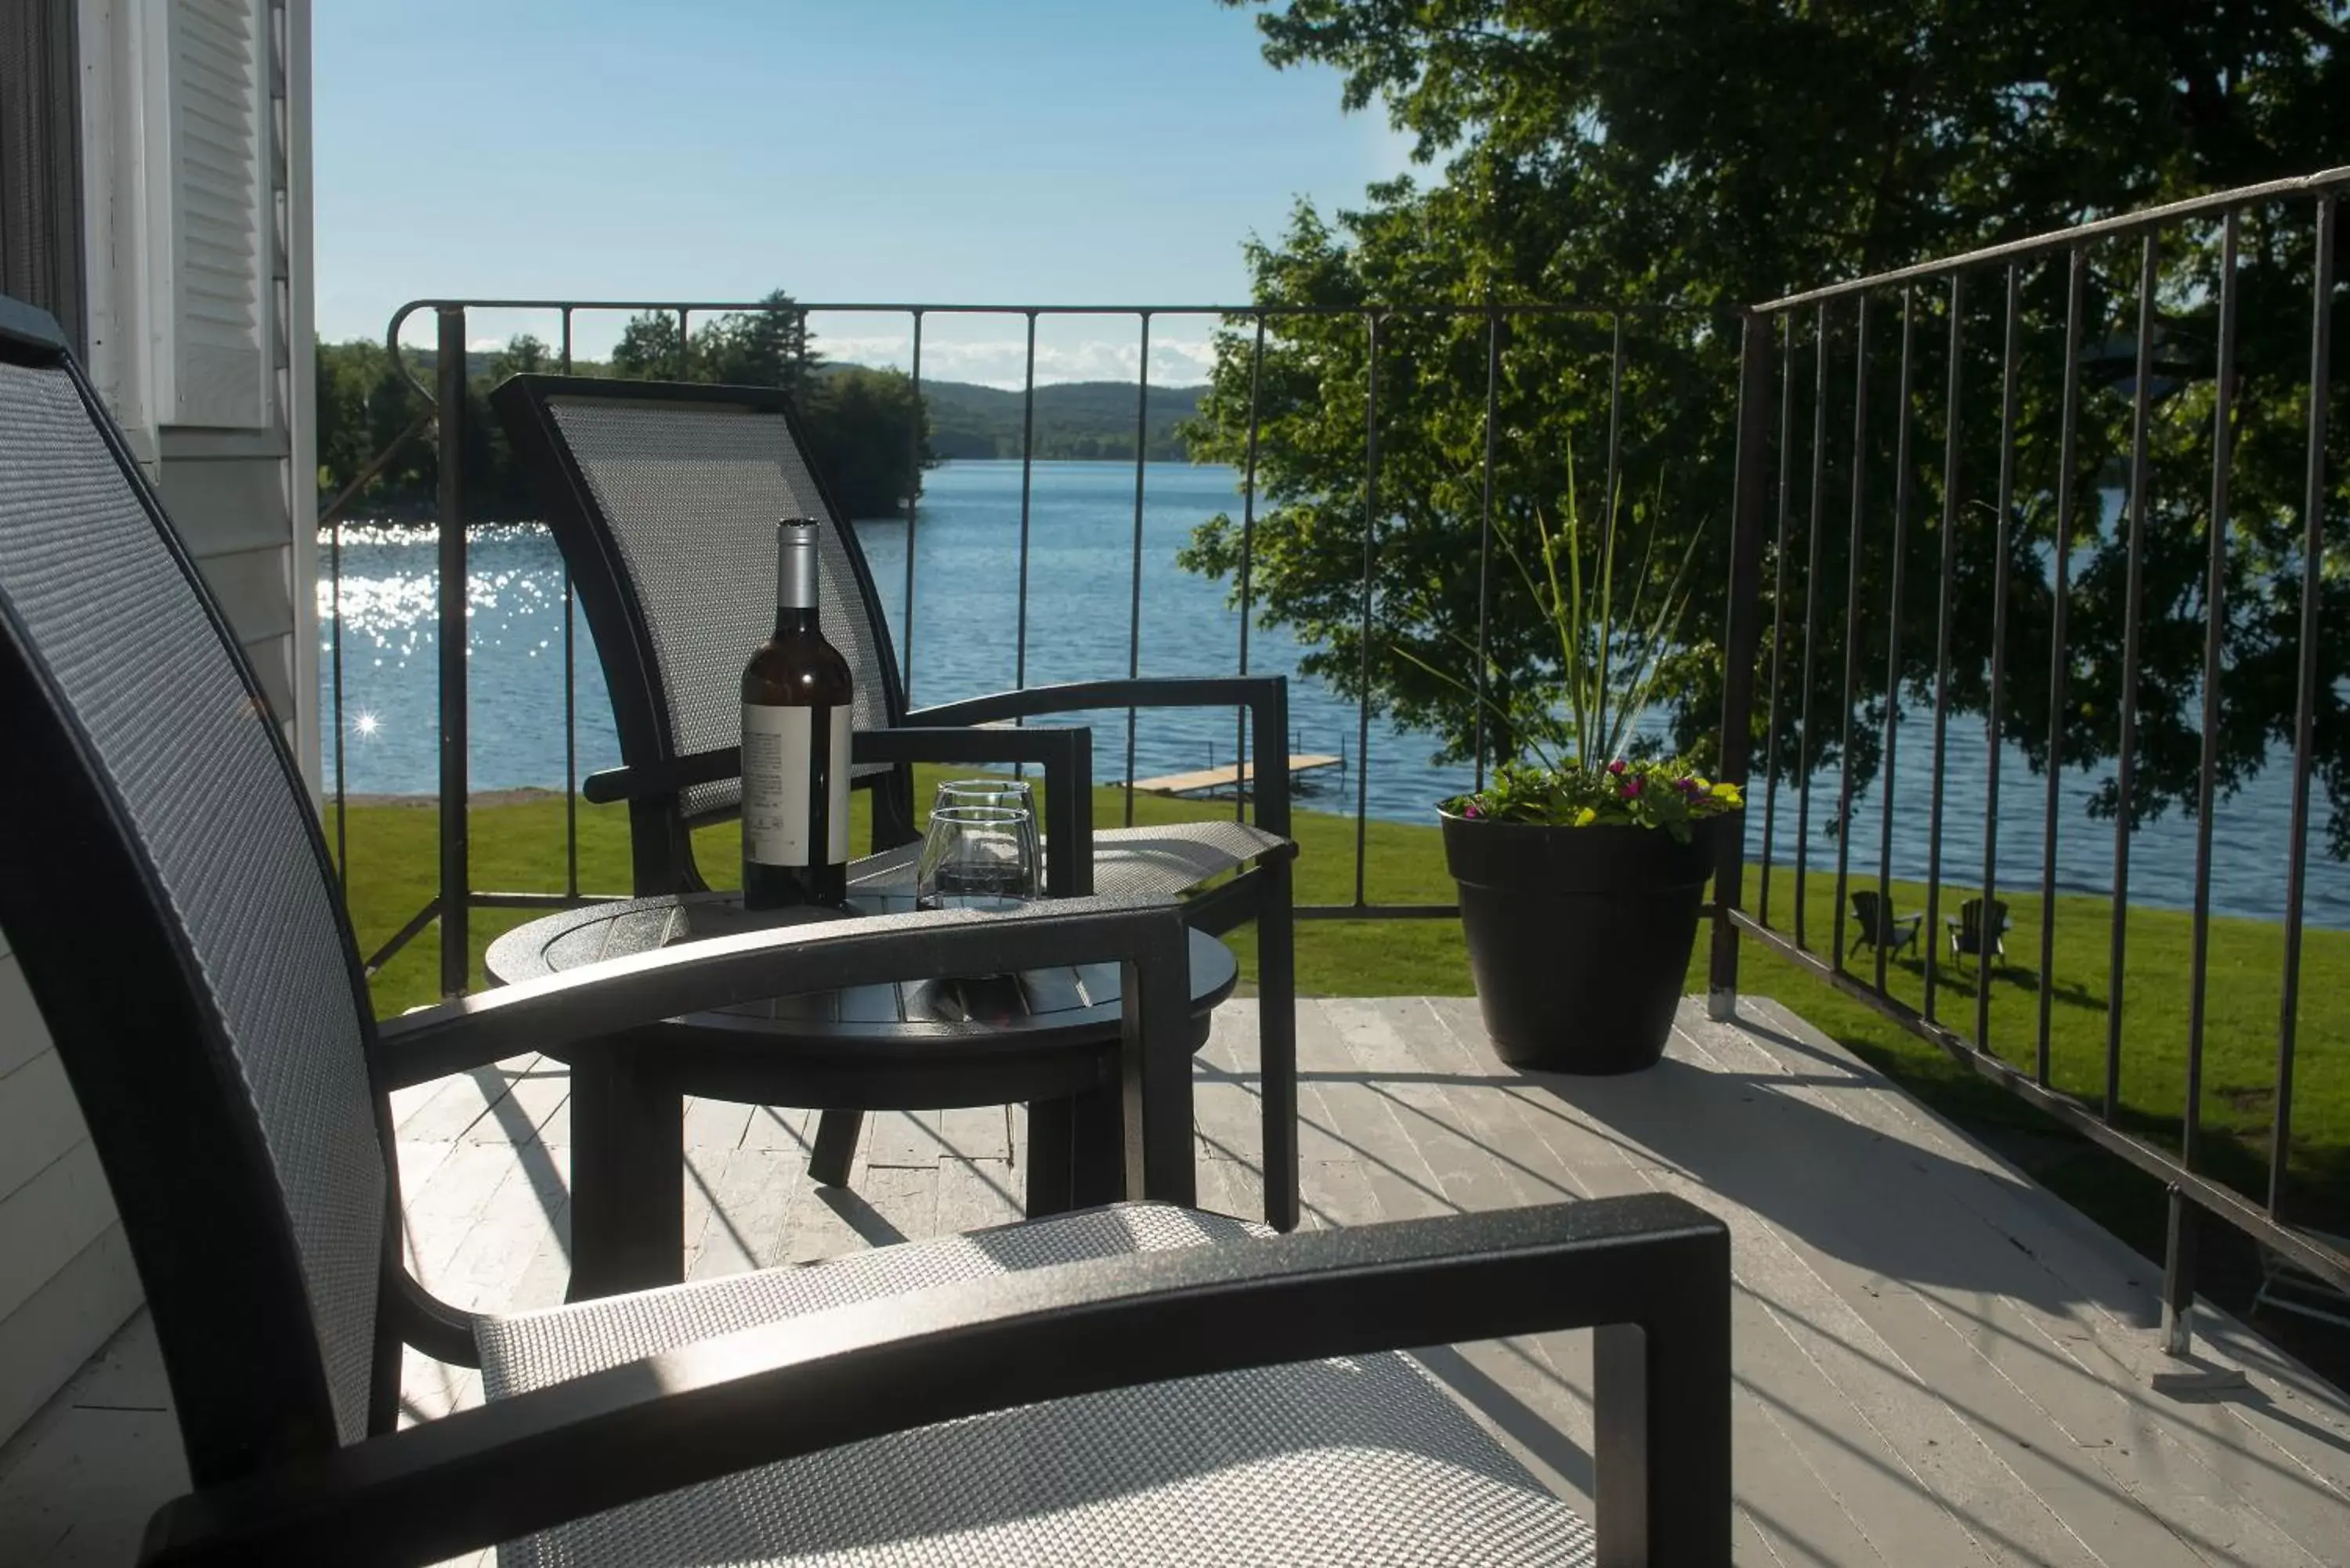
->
313;1;1412;385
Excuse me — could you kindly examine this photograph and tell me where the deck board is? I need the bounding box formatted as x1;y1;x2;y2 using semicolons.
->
5;994;2348;1567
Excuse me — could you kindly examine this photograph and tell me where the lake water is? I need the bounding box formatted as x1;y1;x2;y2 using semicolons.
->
317;458;2350;928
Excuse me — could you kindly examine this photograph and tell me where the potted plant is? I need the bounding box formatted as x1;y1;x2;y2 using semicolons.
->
1418;473;1742;1074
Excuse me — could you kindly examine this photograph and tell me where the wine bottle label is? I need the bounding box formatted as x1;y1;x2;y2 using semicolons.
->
742;704;852;867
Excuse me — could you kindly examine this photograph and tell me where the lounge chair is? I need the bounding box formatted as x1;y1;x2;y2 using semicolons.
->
491;374;1303;1229
0;293;1730;1566
1946;897;2011;959
1847;890;1923;957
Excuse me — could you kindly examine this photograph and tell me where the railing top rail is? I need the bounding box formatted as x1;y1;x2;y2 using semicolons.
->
381;295;1705;403
385;298;1690;321
1748;164;2350;316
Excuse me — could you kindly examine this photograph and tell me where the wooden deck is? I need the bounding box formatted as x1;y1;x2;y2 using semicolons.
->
1127;753;1342;796
5;994;2348;1566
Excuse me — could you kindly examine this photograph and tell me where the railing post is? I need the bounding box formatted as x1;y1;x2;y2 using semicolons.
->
2160;1183;2200;1358
436;305;470;996
1711;311;1773;1021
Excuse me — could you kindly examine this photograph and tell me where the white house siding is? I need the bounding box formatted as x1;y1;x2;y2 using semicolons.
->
0;925;142;1445
157;425;303;722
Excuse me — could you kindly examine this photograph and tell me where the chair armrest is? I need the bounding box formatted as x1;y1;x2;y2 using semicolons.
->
139;1194;1730;1568
374;893;1181;1090
909;677;1292;836
580;749;742;805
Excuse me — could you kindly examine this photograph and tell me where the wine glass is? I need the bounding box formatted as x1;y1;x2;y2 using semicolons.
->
917;805;1038;912
934;778;1041;887
935;776;1036;816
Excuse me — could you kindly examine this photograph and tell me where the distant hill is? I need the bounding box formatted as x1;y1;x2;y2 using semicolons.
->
410;349;1208;461
905;378;1206;461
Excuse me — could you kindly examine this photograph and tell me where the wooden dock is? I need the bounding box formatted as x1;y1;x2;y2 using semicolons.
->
1129;753;1343;797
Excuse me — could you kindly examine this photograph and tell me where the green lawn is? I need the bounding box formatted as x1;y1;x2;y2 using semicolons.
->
338;772;2348;1248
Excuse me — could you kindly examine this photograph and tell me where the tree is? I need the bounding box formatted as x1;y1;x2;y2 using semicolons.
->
802;367;932;516
1188;0;2350;847
697;291;822;396
490;333;554;380
606;291;927;519
611;312;689;381
314;338;436;516
316;333;565;521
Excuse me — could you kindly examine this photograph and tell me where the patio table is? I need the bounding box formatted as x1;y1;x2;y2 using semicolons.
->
484;888;1235;1299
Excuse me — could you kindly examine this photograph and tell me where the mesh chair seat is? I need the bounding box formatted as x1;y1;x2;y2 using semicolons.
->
848;819;1291;898
478;1205;1596;1568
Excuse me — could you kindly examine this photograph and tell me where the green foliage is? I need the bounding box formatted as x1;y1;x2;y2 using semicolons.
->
605;291;923;518
802;367;928;515
1394;451;1739;826
1448;758;1742;837
316;289;928;523
610;292;823;394
314;338;536;521
1395;452;1702;773
1193;1;2350;847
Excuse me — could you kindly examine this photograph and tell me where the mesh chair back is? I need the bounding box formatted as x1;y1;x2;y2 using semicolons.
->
493;378;905;823
0;314;384;1467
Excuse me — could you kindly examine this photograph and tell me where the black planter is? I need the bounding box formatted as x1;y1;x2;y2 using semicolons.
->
1441;808;1733;1074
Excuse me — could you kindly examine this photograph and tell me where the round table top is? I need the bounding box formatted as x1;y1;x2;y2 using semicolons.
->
483;887;1238;1046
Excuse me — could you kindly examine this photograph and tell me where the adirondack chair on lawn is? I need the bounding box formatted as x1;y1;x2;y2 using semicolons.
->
490;374;1304;1230
0;294;1730;1566
1946;897;2012;960
1847;891;1923;958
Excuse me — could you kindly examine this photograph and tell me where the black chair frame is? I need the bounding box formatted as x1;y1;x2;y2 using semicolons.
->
493;374;1300;1229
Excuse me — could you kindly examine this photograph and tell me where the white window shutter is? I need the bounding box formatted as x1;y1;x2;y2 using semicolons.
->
159;0;270;429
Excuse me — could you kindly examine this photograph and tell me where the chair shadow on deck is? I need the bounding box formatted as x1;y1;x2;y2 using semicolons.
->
1267;1028;2350;1554
1518;1053;2110;1310
1437;1031;2348;1526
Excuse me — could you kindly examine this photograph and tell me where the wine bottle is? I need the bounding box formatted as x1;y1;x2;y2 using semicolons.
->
741;518;853;909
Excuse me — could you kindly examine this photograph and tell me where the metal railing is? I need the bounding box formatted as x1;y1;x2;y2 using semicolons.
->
1707;168;2350;1352
319;190;2348;1352
322;296;1687;987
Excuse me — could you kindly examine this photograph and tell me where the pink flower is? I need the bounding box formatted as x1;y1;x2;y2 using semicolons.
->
1607;759;1627;775
1622;775;1644;798
1462;801;1481;818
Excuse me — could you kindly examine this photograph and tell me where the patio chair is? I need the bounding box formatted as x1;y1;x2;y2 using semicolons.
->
490;374;1302;1229
0;297;1730;1566
1847;890;1922;957
1946;897;2011;959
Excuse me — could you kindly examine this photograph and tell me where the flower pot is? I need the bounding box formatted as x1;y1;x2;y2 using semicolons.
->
1441;808;1734;1073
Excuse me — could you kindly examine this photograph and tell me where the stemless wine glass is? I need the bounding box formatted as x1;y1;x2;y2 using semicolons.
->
917;805;1039;912
934;778;1041;888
